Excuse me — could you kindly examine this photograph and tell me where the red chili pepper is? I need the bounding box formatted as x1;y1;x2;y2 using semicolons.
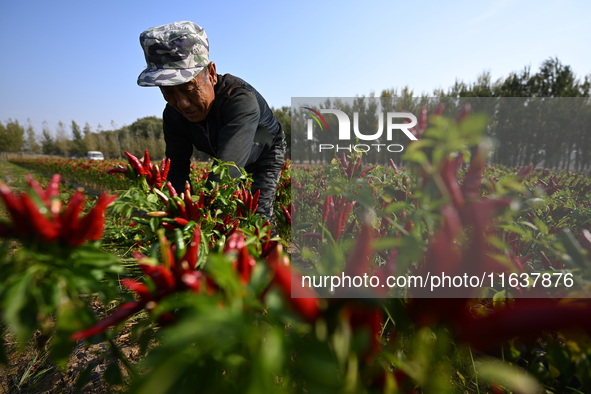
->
45;174;61;201
144;168;153;186
25;174;49;205
161;158;171;181
71;301;144;340
517;165;533;181
271;262;320;323
124;151;146;176
107;167;127;175
339;153;348;175
260;239;280;259
344;219;374;277
322;195;333;223
289;203;296;222
434;103;445;115
183;181;192;197
172;196;187;219
281;205;292;225
152;165;162;189
228;219;239;233
60;189;86;243
265;243;320;321
73;228;202;341
180;270;203;292
142;150;151;176
235;247;256;284
20;194;59;242
224;231;246;252
88;193;116;238
181;226;201;270
358;165;377;178
351;156;361;178
158;232;176;269
197;191;206;209
334;200;354;240
457;299;591;351
0;183;30;236
183;182;196;218
439;157;465;210
162;222;176;231
166;181;178;197
140;264;176;295
461;146;486;200
389;158;399;174
302;232;321;239
174;217;189;227
250;189;260;212
404;220;413;232
71;193;116;246
346;303;384;362
121;278;153;301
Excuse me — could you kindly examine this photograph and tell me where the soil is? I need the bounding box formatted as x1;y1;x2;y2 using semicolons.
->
1;321;140;394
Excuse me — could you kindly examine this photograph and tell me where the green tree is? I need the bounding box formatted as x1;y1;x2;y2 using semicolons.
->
54;121;71;156
273;106;291;158
24;120;41;153
83;122;97;152
40;122;58;155
116;116;165;159
448;57;590;171
0;119;25;152
70;120;88;158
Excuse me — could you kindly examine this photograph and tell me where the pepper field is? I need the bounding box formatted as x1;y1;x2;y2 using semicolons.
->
1;112;591;393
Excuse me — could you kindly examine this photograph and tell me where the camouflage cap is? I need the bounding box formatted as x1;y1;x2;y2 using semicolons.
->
137;21;209;87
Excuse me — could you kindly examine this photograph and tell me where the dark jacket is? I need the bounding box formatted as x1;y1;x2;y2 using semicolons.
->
163;73;284;193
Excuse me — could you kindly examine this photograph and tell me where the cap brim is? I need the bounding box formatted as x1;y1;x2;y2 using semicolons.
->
137;66;204;87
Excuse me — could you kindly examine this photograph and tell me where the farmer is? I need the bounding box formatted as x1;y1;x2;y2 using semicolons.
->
137;21;286;227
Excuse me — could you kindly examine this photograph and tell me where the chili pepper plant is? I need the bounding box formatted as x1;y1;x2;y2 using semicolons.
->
0;174;122;367
1;109;591;393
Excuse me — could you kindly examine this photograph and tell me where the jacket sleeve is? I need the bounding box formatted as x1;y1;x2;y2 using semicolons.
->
209;89;260;181
163;105;194;194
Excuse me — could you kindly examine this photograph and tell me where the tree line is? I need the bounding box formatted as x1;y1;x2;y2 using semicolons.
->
291;58;590;172
1;58;588;171
448;57;590;171
0;116;166;160
0;112;290;162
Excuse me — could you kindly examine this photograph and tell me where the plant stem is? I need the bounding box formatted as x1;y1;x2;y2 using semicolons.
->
469;346;480;394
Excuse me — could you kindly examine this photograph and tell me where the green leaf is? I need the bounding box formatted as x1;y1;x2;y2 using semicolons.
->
476;358;542;393
559;228;589;269
203;254;242;299
147;193;159;204
402;146;428;164
532;216;549;235
2;269;37;345
52;292;94;369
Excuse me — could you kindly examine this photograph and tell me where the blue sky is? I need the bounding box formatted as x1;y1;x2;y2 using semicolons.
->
1;0;589;135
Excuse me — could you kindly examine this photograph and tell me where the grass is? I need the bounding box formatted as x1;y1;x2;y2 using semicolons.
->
0;161;31;186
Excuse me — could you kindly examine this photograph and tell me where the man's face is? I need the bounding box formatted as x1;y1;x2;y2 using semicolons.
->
159;62;218;122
